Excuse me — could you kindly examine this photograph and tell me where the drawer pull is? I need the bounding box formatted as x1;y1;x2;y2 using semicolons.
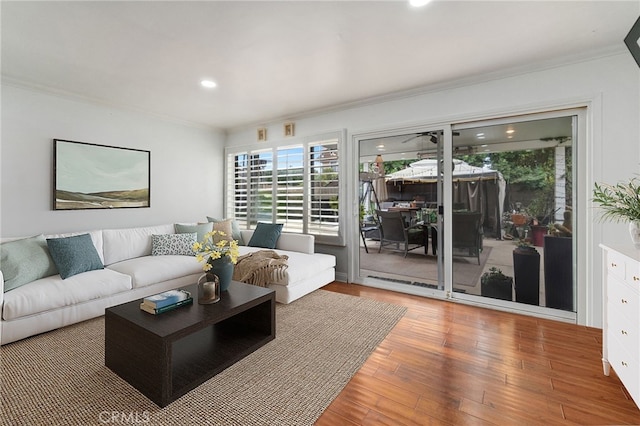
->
612;262;618;267
622;330;628;335
622;361;629;367
621;299;628;304
634;276;639;282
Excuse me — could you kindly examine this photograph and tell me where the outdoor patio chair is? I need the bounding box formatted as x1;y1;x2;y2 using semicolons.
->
452;211;483;264
376;210;427;257
360;217;380;253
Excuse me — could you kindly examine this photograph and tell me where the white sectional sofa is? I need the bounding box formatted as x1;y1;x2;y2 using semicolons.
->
0;223;336;345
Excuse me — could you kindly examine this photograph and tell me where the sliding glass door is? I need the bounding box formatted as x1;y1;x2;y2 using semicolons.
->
354;108;584;321
450;112;578;319
358;128;445;295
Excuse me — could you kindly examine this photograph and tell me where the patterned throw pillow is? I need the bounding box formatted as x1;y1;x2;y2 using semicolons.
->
151;233;197;256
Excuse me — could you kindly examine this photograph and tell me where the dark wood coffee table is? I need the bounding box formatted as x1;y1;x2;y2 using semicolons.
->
105;281;275;407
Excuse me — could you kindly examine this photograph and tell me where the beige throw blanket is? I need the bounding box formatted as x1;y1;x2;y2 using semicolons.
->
232;250;289;287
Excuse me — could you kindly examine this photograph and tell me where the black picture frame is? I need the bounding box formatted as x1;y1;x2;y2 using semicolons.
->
624;15;640;68
53;139;150;210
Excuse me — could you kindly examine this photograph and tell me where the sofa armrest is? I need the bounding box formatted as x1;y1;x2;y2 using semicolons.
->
240;230;315;255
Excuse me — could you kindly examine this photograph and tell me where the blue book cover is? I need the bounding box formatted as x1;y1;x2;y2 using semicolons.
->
143;289;191;309
140;297;193;314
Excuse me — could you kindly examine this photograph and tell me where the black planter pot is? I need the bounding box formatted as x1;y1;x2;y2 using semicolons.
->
543;235;573;311
513;246;540;305
481;276;513;301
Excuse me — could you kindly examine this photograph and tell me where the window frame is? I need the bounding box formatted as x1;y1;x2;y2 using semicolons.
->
224;130;345;246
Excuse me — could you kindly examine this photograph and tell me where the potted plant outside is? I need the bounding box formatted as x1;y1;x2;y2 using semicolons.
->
527;194;558;247
481;267;513;301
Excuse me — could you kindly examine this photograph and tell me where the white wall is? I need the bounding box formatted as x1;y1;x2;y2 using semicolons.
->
1;84;226;237
226;51;640;327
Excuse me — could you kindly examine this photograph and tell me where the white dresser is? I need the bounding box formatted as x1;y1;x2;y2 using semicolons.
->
601;244;640;407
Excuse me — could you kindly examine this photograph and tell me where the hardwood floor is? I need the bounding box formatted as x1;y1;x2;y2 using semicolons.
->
316;282;640;425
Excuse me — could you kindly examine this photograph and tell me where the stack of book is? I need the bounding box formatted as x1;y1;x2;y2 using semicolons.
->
140;289;193;314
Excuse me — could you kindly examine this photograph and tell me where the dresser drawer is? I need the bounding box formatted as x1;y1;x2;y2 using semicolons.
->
607;250;627;281
627;259;640;287
607;317;640;376
607;274;640;323
607;314;639;364
608;332;640;404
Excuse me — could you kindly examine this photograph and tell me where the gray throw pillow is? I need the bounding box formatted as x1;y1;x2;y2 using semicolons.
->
1;234;58;292
175;223;213;243
46;234;104;279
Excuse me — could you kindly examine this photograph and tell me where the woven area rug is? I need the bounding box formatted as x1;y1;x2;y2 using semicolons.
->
1;289;405;426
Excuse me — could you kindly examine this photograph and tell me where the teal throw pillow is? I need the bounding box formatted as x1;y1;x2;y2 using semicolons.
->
1;234;58;292
46;234;104;279
248;223;283;249
152;233;197;256
175;223;213;243
207;217;244;245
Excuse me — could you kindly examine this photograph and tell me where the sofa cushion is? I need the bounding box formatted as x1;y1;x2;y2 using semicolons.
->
2;268;132;321
46;234;105;279
151;233;197;256
107;255;202;288
175;222;213;243
103;224;174;265
207;217;244;245
1;235;58;292
237;246;335;286
240;230;314;254
248;223;283;249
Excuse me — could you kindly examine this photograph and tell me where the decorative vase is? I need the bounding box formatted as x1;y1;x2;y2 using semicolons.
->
197;272;220;304
208;257;234;291
630;221;640;249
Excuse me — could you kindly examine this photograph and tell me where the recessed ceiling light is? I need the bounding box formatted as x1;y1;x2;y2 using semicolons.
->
506;129;515;134
476;133;485;137
200;80;217;88
376;144;385;149
409;0;432;7
481;144;488;147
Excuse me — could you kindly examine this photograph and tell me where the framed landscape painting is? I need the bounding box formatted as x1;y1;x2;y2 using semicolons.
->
54;139;150;210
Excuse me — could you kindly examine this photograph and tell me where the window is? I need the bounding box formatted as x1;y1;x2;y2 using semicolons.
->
225;131;344;245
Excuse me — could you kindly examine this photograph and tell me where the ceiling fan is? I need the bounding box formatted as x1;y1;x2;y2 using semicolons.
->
400;131;459;144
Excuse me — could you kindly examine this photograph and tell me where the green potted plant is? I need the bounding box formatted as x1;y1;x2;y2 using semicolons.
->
527;192;558;247
480;267;513;301
593;176;640;248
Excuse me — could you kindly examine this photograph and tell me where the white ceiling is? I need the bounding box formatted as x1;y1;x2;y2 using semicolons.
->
2;1;638;130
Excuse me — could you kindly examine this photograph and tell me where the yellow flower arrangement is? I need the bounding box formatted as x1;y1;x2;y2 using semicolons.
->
192;230;239;271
